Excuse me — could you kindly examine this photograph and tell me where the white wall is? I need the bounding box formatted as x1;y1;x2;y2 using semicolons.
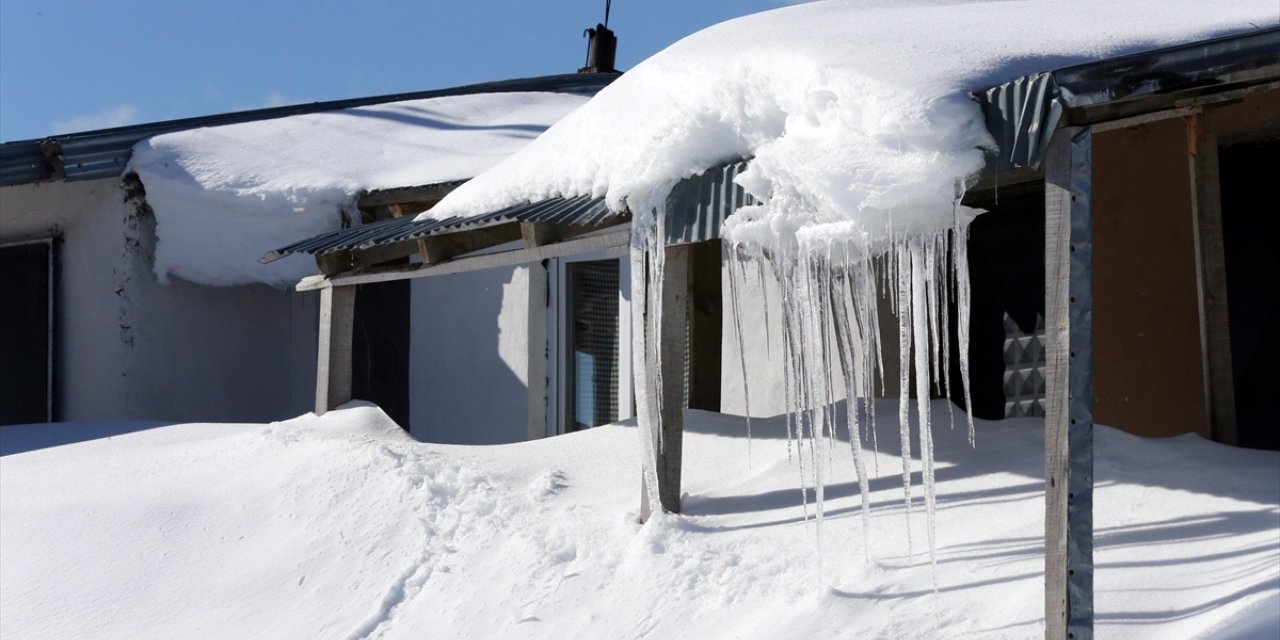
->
0;178;317;424
3;179;131;420
720;256;890;418
410;265;532;444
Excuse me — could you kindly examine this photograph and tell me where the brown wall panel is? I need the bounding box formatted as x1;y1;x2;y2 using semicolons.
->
1092;119;1209;438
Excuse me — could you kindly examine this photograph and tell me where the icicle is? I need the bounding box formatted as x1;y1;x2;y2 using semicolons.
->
630;240;663;519
727;244;755;466
757;255;772;357
953;197;976;447
911;241;939;585
895;246;914;560
940;232;956;432
832;272;872;554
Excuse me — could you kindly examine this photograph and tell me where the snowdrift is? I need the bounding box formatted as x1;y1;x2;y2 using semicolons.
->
2;402;1276;639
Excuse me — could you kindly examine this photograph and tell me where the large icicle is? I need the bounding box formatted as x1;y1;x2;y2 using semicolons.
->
911;240;940;583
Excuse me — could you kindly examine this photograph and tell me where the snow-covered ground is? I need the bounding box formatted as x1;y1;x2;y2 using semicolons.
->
2;402;1276;639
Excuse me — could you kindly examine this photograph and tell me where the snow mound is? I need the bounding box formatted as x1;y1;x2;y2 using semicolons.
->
128;91;589;287
2;402;1277;638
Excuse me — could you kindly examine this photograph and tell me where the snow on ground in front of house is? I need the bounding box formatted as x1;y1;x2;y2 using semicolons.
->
2;401;1276;639
127;91;589;287
427;0;1277;254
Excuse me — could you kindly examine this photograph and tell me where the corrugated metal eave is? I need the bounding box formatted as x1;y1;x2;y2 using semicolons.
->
975;26;1280;173
263;160;757;264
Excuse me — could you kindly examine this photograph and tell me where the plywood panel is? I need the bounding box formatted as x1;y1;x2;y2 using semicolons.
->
1092;119;1208;437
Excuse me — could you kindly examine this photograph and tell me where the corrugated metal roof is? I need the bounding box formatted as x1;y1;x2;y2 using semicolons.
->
263;161;755;264
1;73;620;187
976;26;1279;172
664;161;755;245
261;195;619;263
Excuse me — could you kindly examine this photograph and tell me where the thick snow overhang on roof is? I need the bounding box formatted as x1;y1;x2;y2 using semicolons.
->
263;161;754;266
977;26;1280;173
0;73;619;188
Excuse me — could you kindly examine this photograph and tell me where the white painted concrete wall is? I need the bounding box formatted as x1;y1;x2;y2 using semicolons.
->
409;265;532;444
0;178;316;424
719;256;894;418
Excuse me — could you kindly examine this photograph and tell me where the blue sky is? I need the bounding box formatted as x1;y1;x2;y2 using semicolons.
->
0;1;794;142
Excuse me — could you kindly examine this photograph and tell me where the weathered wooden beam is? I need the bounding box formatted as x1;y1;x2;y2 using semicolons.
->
315;285;356;415
350;239;421;270
640;243;691;521
526;259;549;440
296;226;631;291
418;222;524;265
1185;114;1238;445
316;251;353;276
356;180;466;210
1044;126;1094;640
521;221;560;248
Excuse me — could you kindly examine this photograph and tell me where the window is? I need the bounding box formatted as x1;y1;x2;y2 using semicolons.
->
547;252;632;435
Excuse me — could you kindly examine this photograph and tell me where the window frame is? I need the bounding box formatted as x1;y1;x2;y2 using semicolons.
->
545;250;633;436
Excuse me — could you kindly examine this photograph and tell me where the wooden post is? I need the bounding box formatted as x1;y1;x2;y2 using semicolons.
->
526;260;549;440
1185;114;1238;444
640;243;690;521
315;285;356;415
1044;126;1094;640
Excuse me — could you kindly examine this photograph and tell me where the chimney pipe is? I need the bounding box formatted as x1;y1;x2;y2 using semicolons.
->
579;23;617;74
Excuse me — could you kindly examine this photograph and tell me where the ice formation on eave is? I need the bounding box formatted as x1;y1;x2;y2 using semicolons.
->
424;0;1276;577
127;91;589;287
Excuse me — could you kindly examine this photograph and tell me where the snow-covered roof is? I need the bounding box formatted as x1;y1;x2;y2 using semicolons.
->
424;0;1277;256
128;91;592;287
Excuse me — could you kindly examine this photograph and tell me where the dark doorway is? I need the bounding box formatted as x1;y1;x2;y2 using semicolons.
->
0;240;54;426
352;279;410;430
1220;138;1279;451
949;181;1046;420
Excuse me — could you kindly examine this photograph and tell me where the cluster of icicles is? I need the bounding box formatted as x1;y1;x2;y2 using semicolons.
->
631;199;978;583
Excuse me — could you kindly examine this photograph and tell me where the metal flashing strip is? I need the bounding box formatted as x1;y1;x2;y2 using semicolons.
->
978;72;1063;173
1043;126;1094;640
1065;127;1094;640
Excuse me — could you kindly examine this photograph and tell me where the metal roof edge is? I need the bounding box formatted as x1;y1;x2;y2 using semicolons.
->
1052;26;1280;112
974;26;1280;173
1;72;621;188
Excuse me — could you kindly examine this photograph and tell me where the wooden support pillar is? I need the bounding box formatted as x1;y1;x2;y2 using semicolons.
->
315;285;356;415
1185;114;1238;444
1044;126;1095;640
526;259;549;440
640;243;690;521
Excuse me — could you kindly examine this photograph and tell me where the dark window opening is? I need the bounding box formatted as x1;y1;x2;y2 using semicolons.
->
1;241;54;426
1220;138;1279;451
